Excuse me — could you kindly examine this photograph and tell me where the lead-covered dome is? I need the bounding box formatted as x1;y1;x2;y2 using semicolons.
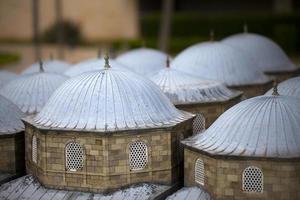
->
0;95;25;134
265;76;300;98
22;60;71;74
34;58;193;131
222;33;298;73
0;70;18;88
150;64;242;105
172;42;270;87
0;67;68;115
184;95;300;158
116;47;167;76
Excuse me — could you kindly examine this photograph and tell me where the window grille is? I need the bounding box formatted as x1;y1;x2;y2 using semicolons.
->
193;114;205;134
195;158;205;185
32;135;37;164
65;142;84;172
129;141;148;170
242;166;263;193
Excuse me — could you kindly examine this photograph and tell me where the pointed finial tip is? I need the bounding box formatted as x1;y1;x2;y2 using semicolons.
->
272;79;279;96
210;29;215;41
243;23;248;33
104;53;110;69
39;60;44;72
166;56;170;68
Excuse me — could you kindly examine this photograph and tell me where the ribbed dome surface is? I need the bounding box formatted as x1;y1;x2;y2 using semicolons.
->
116;48;167;76
184;95;300;158
22;60;71;74
0;72;68;115
0;70;18;88
222;33;298;73
265;77;300;98
150;67;241;105
172;42;270;86
64;58;129;77
34;67;192;131
0;95;25;134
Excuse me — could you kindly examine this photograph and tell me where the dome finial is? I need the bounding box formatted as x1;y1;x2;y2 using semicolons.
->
39;60;44;72
272;79;279;96
166;55;170;68
243;23;248;33
210;29;215;41
104;53;111;69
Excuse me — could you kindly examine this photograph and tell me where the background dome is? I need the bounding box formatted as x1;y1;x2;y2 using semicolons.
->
34;65;193;131
150;66;241;105
116;47;167;76
22;60;71;74
64;58;129;77
0;71;68;114
172;42;270;86
0;95;25;134
0;70;18;88
184;95;300;158
222;33;298;73
265;76;300;98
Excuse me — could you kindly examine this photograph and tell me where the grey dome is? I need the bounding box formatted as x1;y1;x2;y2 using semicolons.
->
0;72;68;115
116;48;167;76
265;77;300;98
0;70;18;88
222;33;298;73
166;187;213;200
150;67;242;105
34;63;193;131
64;58;129;77
22;60;71;74
172;42;270;87
184;95;300;158
0;95;25;134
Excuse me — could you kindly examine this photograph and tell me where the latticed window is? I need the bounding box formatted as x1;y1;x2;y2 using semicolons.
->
195;158;205;185
65;142;84;172
32;135;37;164
193;114;205;134
129;141;148;170
242;166;263;193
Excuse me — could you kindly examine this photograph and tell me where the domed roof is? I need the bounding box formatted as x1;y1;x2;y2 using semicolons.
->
172;42;270;87
0;65;68;115
33;57;193;131
0;70;18;88
265;77;300;98
64;58;129;77
0;95;25;134
150;60;242;105
222;33;298;73
166;187;213;200
22;60;71;74
183;95;300;158
116;47;167;76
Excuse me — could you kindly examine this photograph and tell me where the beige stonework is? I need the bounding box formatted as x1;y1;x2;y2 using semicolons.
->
229;81;273;98
24;118;193;193
184;148;300;200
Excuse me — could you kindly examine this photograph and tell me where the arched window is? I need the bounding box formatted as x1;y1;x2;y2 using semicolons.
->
193;114;205;135
129;141;148;171
195;158;205;185
242;166;263;193
65;142;84;172
32;135;37;164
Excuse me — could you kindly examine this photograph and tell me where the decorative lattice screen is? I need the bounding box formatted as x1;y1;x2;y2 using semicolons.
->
195;158;205;185
32;135;37;164
65;142;84;172
129;141;148;170
193;114;205;134
242;166;263;193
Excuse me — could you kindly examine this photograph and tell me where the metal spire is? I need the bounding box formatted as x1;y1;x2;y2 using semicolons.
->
243;23;248;33
166;55;170;68
39;60;44;72
104;53;110;69
272;79;279;96
210;29;215;41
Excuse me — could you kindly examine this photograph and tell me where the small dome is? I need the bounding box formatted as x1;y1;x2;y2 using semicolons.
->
150;66;242;105
0;70;18;88
34;58;192;131
116;48;167;76
265;76;300;98
184;95;300;158
64;58;129;77
0;95;25;134
0;69;68;115
166;187;213;200
222;33;298;73
22;60;71;74
172;42;270;87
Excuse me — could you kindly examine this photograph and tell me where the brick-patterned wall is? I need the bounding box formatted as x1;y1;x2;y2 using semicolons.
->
265;69;300;83
184;148;300;200
230;81;273;99
0;133;25;174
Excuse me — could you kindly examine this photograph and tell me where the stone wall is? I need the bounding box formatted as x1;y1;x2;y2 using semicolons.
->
0;132;25;174
184;148;300;200
229;81;273;99
265;69;300;83
25;118;193;192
